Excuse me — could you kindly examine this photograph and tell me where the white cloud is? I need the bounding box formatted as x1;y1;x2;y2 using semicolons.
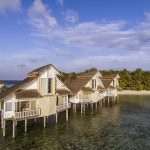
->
27;0;57;33
32;13;150;53
67;51;150;71
0;0;21;14
65;10;79;24
52;48;72;57
26;1;150;72
57;0;64;6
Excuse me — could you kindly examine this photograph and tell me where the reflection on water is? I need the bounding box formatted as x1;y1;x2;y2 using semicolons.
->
0;95;150;150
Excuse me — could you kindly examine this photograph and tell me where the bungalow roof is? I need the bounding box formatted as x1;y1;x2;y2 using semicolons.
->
15;89;41;99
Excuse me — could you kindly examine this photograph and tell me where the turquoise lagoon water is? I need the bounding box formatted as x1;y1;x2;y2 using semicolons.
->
0;95;150;150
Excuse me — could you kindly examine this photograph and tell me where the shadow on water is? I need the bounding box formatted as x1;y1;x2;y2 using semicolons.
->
0;95;150;150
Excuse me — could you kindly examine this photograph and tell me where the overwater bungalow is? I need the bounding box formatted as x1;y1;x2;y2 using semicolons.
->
101;74;120;102
64;71;107;113
0;65;120;138
0;64;72;138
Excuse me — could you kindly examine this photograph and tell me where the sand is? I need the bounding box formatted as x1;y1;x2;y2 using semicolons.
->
119;90;150;95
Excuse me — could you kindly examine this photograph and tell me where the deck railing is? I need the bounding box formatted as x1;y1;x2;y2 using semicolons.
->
56;103;71;112
15;109;41;119
80;99;92;103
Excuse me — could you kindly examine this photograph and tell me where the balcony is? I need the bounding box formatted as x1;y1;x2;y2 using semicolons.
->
80;99;92;103
15;109;41;120
56;103;71;112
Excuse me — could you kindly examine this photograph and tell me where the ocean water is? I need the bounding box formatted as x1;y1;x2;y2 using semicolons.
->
0;95;150;150
4;80;20;88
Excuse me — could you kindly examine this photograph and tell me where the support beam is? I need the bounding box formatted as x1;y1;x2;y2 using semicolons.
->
73;104;75;111
13;121;16;138
66;109;68;122
83;104;85;111
101;100;102;107
25;119;27;132
95;103;97;109
108;97;110;106
81;104;83;114
91;103;93;111
75;104;76;114
3;120;5;137
1;118;3;129
44;116;46;128
56;113;58;123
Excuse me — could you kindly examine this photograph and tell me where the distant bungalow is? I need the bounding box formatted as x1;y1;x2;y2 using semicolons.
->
0;81;5;93
0;64;120;138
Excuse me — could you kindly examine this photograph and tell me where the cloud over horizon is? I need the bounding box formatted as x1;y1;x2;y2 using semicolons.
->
1;0;150;79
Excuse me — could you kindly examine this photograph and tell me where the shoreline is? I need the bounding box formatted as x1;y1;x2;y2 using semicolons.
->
119;90;150;95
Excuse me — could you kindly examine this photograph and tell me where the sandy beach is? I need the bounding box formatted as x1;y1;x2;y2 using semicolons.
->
119;90;150;95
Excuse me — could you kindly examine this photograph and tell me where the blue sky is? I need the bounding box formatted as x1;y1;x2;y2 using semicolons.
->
1;0;150;79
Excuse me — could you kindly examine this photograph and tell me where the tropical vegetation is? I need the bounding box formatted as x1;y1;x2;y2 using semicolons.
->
59;68;150;91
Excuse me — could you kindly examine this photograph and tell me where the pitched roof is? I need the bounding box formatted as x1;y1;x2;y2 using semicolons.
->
77;71;98;79
0;76;38;101
64;71;98;94
28;64;59;77
97;85;106;90
82;87;94;93
0;80;4;84
15;89;41;99
102;74;119;79
101;79;113;89
56;89;73;95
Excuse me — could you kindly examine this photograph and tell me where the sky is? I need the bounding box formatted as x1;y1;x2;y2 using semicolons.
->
1;0;150;79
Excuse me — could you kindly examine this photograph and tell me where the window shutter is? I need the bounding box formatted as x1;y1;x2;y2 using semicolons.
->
40;78;48;95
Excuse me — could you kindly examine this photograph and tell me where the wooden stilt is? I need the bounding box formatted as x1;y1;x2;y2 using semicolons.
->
108;97;110;106
3;120;5;137
91;103;93;111
56;113;58;123
13;120;16;138
44;116;46;128
84;104;85;111
101;100;102;107
25;119;27;132
66;109;68;122
1;118;3;129
75;104;76;114
96;103;97;109
81;104;83;114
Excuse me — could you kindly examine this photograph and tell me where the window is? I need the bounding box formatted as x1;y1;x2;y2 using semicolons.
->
113;80;115;86
57;96;64;105
92;79;97;89
21;101;30;111
31;101;36;110
95;79;97;89
48;78;52;93
5;102;12;111
40;78;48;95
92;79;95;89
15;102;20;112
64;96;68;104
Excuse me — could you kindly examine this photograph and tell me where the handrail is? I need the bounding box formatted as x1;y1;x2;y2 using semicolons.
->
56;103;71;112
15;109;41;119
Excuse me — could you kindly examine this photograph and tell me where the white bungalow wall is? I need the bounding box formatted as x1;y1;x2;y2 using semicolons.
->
85;72;104;90
1;66;61;119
